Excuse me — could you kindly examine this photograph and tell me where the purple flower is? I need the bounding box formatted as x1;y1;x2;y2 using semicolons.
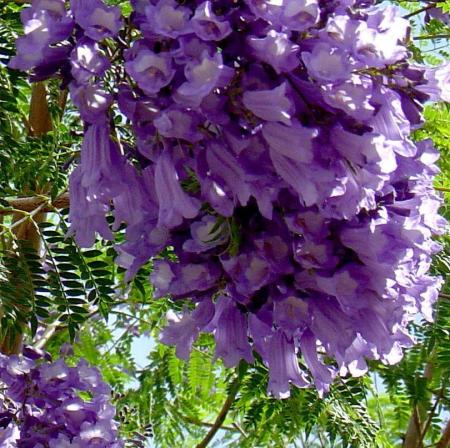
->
125;47;175;95
69;82;113;124
211;296;254;367
9;1;73;71
68;124;126;246
302;42;352;83
281;0;320;31
183;215;229;253
155;151;200;228
154;107;203;142
160;300;215;359
243;83;294;125
143;0;191;38
191;1;232;41
299;329;335;397
321;75;375;120
353;8;409;67
11;0;447;400
175;51;234;107
264;330;309;399
150;260;221;298
262;120;317;163
68;166;114;247
71;0;122;41
70;37;111;84
416;63;450;103
248;31;300;74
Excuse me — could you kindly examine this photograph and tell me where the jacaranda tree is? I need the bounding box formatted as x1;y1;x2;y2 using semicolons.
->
0;0;449;446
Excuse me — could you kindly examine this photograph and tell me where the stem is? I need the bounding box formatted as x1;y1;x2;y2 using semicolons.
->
169;406;238;432
418;387;445;448
403;3;437;19
33;319;62;350
436;419;450;448
196;374;241;448
414;34;450;40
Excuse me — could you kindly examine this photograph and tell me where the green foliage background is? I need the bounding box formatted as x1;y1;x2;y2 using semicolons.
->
0;1;449;447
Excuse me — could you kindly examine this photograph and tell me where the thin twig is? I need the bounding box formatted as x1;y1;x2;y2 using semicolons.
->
436;419;450;448
196;375;241;448
418;386;445;448
414;34;450;40
403;3;437;20
33;319;62;350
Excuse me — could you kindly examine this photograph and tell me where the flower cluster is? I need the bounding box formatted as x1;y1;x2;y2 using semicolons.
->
0;347;123;447
11;0;449;398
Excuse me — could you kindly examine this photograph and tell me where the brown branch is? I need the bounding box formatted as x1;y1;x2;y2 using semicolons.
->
0;193;70;216
403;355;436;448
176;412;237;432
418;387;445;448
196;375;241;448
403;3;437;19
436;419;450;448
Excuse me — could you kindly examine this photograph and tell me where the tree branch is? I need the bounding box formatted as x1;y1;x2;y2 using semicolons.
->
196;375;241;448
403;3;437;19
0;193;69;216
414;34;450;40
436;419;450;448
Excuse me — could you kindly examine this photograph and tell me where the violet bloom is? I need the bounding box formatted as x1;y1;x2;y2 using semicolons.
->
68;166;114;247
125;48;175;95
191;1;232;41
143;0;191;38
0;425;19;448
243;83;294;125
70;37;111;84
281;0;320;31
160;300;215;359
353;8;409;67
175;51;234;107
248;31;300;74
264;330;309;399
154;107;203;142
302;42;352;83
21;0;74;44
321;75;375;120
211;296;254;367
69;82;113;124
299;329;335;397
154;151;200;228
245;0;281;24
203;141;251;207
262;120;317;163
68;124;126;246
9;0;74;71
78;123;126;194
183;215;229;253
71;0;122;41
416;63;450;103
221;252;272;296
150;260;221;298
